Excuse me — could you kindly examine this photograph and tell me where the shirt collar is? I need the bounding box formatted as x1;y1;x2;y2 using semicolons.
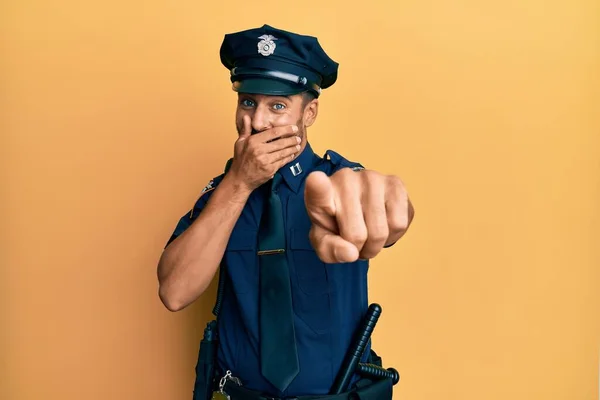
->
277;141;320;194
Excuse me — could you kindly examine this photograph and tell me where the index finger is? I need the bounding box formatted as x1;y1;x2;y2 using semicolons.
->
309;224;359;263
304;171;338;232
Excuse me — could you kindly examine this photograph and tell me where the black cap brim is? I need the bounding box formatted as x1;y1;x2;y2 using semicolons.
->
232;78;306;96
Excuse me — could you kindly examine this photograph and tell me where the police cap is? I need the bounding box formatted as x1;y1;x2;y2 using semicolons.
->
219;24;339;97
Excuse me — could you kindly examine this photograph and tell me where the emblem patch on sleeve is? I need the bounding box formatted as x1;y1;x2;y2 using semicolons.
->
190;179;216;218
201;179;215;194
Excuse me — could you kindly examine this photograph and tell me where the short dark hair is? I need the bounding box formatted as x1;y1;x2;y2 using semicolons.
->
301;91;317;107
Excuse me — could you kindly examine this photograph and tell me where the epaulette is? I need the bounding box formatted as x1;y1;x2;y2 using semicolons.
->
324;149;365;171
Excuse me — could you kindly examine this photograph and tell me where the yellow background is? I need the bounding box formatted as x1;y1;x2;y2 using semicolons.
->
2;0;599;399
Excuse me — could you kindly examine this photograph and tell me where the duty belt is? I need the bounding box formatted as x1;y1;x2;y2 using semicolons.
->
207;304;399;400
222;378;393;400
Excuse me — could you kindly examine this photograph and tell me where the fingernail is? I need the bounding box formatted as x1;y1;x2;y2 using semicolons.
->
292;125;298;132
296;136;301;143
296;144;301;151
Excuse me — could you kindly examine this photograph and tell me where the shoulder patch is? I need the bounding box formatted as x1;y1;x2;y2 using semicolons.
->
189;174;224;218
201;179;215;195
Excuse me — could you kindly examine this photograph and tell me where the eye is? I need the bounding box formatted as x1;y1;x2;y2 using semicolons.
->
272;103;286;110
241;99;255;107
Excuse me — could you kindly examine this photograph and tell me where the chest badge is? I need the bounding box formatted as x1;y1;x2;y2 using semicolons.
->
257;34;277;56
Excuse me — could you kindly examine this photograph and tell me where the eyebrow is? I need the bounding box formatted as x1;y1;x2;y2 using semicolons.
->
268;95;293;103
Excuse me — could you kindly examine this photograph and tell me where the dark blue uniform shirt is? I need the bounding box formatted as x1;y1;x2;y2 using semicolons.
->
168;143;373;397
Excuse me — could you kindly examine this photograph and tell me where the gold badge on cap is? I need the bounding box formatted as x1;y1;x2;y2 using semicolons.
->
257;34;277;56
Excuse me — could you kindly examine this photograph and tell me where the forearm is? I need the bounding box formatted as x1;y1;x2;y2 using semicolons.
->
157;173;251;311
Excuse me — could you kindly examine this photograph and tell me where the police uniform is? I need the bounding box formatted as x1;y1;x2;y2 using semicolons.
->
166;25;394;400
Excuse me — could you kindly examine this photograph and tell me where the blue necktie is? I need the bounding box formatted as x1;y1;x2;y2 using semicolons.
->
258;173;299;393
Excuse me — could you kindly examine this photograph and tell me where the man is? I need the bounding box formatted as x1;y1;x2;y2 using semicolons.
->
157;24;414;400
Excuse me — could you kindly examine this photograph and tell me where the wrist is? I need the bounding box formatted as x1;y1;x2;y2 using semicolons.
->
222;171;253;200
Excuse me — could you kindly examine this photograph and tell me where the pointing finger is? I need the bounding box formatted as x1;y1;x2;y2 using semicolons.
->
309;224;359;263
305;171;337;232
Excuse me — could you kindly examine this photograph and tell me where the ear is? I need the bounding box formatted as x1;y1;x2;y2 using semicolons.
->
303;98;319;128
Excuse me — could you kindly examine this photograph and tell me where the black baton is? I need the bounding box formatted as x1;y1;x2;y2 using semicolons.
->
330;303;382;394
193;320;218;400
356;363;400;384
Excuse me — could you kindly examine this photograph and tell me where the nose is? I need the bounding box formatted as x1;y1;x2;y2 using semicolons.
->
251;103;270;133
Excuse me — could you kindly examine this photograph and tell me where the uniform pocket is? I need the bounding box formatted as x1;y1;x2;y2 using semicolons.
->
290;228;329;295
290;229;331;334
224;229;257;294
